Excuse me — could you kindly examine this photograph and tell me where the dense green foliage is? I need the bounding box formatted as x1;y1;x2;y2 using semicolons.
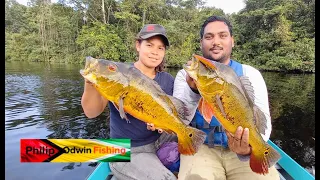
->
5;0;314;72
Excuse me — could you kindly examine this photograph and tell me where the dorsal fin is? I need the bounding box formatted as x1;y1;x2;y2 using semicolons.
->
162;95;192;125
239;76;267;135
129;66;165;93
253;106;268;135
239;76;255;105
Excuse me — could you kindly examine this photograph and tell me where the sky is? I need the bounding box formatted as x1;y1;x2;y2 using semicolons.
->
205;0;246;14
15;0;246;14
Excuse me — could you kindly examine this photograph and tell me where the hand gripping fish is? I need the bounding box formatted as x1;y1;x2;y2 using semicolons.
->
80;57;206;155
183;54;281;174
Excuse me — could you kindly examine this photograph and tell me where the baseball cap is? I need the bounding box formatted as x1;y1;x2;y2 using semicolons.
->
138;24;170;47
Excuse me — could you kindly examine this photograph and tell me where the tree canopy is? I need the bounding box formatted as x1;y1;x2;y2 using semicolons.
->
5;0;315;72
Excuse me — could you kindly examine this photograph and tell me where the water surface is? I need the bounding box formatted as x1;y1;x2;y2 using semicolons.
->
5;61;315;179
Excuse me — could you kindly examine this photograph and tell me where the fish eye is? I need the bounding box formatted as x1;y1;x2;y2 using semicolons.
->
107;64;117;72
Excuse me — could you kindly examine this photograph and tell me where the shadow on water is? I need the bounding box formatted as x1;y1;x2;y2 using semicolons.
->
5;61;315;179
61;163;82;171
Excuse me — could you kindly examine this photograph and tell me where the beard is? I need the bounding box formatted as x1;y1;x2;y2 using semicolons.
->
202;46;232;64
203;52;228;63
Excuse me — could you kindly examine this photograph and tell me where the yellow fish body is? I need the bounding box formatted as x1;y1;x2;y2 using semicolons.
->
80;57;206;155
184;54;281;174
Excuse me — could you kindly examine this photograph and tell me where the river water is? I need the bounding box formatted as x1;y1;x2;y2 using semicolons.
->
5;61;315;179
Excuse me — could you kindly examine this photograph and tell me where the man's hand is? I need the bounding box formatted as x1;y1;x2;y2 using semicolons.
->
146;123;163;133
226;126;251;155
186;74;198;92
185;60;198;93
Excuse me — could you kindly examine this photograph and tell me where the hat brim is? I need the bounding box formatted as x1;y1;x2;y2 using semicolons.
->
140;33;170;47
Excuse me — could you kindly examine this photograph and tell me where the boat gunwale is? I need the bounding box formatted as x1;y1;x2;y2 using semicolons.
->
86;140;315;180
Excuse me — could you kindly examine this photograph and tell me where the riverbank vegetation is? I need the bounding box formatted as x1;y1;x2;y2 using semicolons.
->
5;0;314;72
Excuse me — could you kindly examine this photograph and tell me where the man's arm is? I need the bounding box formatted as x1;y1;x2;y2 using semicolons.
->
173;69;201;123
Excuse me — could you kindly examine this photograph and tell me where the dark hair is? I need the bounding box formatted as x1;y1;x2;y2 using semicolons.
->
200;16;233;39
135;38;166;72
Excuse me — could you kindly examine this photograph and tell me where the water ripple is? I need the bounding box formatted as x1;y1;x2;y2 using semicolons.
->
5;62;315;179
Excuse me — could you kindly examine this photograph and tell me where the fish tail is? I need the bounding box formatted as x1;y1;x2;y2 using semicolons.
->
177;126;206;155
250;143;281;175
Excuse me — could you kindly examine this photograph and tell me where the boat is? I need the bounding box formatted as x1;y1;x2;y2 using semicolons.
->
86;140;315;180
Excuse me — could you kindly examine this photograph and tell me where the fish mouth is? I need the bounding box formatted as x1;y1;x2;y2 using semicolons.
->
80;69;98;85
83;73;98;84
79;56;99;84
79;69;88;76
183;55;199;80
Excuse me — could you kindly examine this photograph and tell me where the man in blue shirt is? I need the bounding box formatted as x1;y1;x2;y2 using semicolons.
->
173;16;280;180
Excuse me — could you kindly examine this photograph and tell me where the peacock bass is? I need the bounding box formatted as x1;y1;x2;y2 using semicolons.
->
183;54;281;174
80;57;206;155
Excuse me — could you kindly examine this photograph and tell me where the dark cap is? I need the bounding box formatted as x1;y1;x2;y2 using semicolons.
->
138;24;170;47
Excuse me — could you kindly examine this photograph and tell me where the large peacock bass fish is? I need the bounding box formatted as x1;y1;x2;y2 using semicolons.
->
80;57;206;155
183;54;281;174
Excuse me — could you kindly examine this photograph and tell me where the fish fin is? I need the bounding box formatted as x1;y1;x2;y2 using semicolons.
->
164;95;191;125
253;106;268;135
112;102;119;111
215;94;227;119
198;97;215;123
177;126;207;155
239;75;268;135
250;143;281;175
118;95;130;123
239;76;255;105
163;129;176;135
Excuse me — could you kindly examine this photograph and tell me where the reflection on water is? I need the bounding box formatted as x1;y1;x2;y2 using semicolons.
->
5;62;110;180
5;61;315;179
263;72;315;172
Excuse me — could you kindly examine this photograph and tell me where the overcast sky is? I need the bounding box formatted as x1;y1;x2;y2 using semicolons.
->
15;0;246;14
205;0;245;14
